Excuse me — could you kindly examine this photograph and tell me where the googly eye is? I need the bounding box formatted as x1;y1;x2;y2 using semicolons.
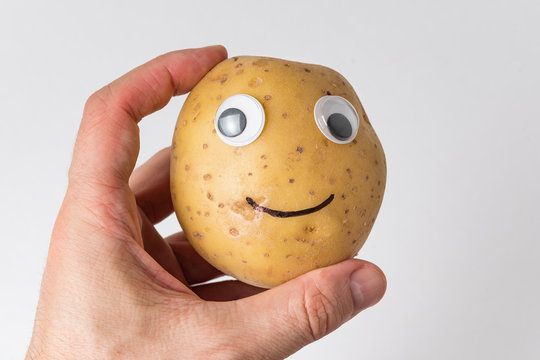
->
314;96;359;144
215;94;265;146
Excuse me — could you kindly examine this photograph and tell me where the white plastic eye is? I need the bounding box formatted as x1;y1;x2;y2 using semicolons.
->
313;96;359;144
215;94;265;146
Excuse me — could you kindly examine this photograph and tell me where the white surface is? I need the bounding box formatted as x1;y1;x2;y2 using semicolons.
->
1;0;539;359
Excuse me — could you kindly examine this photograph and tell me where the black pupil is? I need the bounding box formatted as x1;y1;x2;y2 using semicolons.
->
327;113;352;139
218;108;247;137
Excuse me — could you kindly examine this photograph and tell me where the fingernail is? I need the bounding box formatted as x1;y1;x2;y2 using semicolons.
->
349;266;386;314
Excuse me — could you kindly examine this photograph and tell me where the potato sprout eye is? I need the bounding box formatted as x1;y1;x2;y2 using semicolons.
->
314;96;359;144
215;94;265;146
218;108;247;137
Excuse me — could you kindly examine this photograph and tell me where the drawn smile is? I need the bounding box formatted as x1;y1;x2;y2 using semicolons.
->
245;194;335;218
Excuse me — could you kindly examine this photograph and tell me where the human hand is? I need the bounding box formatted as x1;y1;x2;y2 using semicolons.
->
26;46;387;360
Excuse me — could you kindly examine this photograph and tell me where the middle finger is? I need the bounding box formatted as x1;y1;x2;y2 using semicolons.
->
130;147;174;224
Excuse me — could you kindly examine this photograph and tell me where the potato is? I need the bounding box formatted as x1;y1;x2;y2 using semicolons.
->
171;56;386;288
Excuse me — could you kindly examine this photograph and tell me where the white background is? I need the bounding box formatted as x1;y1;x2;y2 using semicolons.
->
1;0;539;359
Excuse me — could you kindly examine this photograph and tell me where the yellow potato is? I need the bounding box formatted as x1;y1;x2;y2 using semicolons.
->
171;56;386;288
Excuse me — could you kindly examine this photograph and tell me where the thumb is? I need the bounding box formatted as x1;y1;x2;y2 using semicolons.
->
231;259;387;359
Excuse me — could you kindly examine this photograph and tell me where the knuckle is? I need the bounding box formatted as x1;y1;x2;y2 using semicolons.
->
295;285;337;341
84;85;112;117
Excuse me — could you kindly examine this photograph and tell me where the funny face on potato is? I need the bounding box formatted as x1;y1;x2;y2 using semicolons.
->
171;56;386;288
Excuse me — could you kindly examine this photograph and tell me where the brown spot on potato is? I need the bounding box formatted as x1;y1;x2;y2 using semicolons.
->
263;164;268;169
304;68;311;73
193;232;203;238
233;57;239;61
207;192;214;200
229;228;239;237
261;154;267;159
345;209;349;214
242;260;247;263
204;212;209;217
282;112;288;118
326;90;332;95
296;146;303;153
264;95;272;100
202;143;208;149
186;206;191;211
216;95;222;100
341;194;346;199
197;211;201;215
218;203;224;208
211;74;228;84
309;190;315;195
203;173;212;181
352;139;358;144
362;113;370;124
289;178;295;183
232;199;258;221
248;77;263;87
248;172;253;176
264;253;269;257
285;254;292;258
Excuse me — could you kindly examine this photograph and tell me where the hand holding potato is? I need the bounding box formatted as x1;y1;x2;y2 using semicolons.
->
26;46;386;360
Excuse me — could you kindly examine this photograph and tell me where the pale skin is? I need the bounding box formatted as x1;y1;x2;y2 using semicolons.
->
26;46;387;360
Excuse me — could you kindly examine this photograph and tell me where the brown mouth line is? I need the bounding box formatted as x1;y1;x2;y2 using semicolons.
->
245;194;334;218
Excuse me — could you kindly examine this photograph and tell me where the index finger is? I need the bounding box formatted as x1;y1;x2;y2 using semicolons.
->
69;46;228;189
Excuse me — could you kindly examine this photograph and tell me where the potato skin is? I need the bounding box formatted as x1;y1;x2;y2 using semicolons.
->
171;56;386;288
